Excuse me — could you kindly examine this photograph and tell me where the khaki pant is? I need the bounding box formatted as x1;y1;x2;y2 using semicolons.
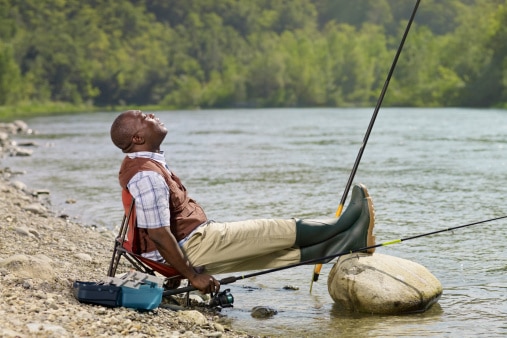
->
182;219;300;274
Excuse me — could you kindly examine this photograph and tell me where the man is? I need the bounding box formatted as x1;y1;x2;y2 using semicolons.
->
110;110;376;295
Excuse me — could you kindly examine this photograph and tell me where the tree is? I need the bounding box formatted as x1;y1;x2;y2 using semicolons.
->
0;42;24;104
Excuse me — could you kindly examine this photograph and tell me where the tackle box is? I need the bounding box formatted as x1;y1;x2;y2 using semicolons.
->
73;281;122;307
73;280;163;310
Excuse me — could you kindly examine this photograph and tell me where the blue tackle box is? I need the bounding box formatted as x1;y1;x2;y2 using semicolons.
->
73;281;163;310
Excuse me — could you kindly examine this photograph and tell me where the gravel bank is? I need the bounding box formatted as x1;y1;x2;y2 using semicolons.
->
0;121;255;338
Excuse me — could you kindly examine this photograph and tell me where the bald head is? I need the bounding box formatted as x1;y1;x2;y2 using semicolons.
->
110;110;139;152
111;110;168;153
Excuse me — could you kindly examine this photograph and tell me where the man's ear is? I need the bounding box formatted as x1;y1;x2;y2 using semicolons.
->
132;134;145;145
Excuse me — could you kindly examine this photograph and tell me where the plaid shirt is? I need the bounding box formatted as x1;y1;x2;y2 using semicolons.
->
126;152;171;229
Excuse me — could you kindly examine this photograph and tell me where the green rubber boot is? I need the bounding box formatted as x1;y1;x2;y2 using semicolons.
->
294;184;366;247
299;184;376;263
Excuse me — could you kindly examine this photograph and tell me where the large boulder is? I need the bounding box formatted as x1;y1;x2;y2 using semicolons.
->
328;253;442;314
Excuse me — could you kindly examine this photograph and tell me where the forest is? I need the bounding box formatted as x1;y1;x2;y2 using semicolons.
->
1;0;507;115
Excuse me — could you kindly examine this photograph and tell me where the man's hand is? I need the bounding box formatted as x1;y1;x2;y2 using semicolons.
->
189;272;221;294
147;226;220;294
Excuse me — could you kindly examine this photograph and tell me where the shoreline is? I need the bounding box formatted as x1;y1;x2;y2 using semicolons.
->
0;121;255;338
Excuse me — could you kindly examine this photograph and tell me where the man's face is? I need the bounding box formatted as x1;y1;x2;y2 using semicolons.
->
129;110;168;150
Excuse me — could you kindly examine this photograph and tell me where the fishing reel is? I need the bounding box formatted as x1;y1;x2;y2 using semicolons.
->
209;288;234;308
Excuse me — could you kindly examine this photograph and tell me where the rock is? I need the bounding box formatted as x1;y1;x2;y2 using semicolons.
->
213;323;225;332
28;229;41;239
26;323;67;335
179;310;208;326
23;203;47;215
188;293;206;305
33;189;50;196
74;253;92;262
15;227;31;236
10;180;27;192
11;147;33;157
251;306;278;318
0;131;8;142
12;120;30;134
0;328;25;337
328;253;442;314
14;227;41;240
0;254;55;281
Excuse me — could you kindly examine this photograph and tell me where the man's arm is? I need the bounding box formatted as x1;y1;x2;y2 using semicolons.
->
147;227;220;294
128;171;219;294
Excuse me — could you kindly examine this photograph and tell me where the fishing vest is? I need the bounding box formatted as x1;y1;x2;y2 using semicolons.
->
118;156;207;254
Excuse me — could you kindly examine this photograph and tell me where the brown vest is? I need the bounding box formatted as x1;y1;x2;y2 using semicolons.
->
118;156;207;253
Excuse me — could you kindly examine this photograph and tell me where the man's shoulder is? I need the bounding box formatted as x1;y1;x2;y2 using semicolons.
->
131;170;165;181
128;170;168;190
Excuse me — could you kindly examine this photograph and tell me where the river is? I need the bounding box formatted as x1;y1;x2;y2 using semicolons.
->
3;108;507;337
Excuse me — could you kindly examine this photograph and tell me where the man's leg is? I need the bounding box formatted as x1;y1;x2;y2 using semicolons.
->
182;218;298;273
198;247;300;274
182;184;375;273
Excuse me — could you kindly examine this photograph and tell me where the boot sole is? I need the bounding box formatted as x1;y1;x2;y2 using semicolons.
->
358;183;376;253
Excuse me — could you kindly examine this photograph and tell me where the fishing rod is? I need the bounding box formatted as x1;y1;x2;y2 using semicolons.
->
164;214;507;297
311;0;422;289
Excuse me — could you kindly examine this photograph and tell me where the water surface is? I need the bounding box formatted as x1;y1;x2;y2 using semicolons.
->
4;108;506;337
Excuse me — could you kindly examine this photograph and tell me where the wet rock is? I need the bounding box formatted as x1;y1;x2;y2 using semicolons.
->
328;253;442;314
11;147;33;157
251;306;278;318
17;141;37;147
34;189;50;196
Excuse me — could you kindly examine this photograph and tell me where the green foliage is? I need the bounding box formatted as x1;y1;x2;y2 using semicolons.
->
1;0;507;111
0;42;24;105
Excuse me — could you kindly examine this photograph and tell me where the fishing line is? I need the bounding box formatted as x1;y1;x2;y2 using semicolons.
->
311;0;422;288
163;214;506;296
